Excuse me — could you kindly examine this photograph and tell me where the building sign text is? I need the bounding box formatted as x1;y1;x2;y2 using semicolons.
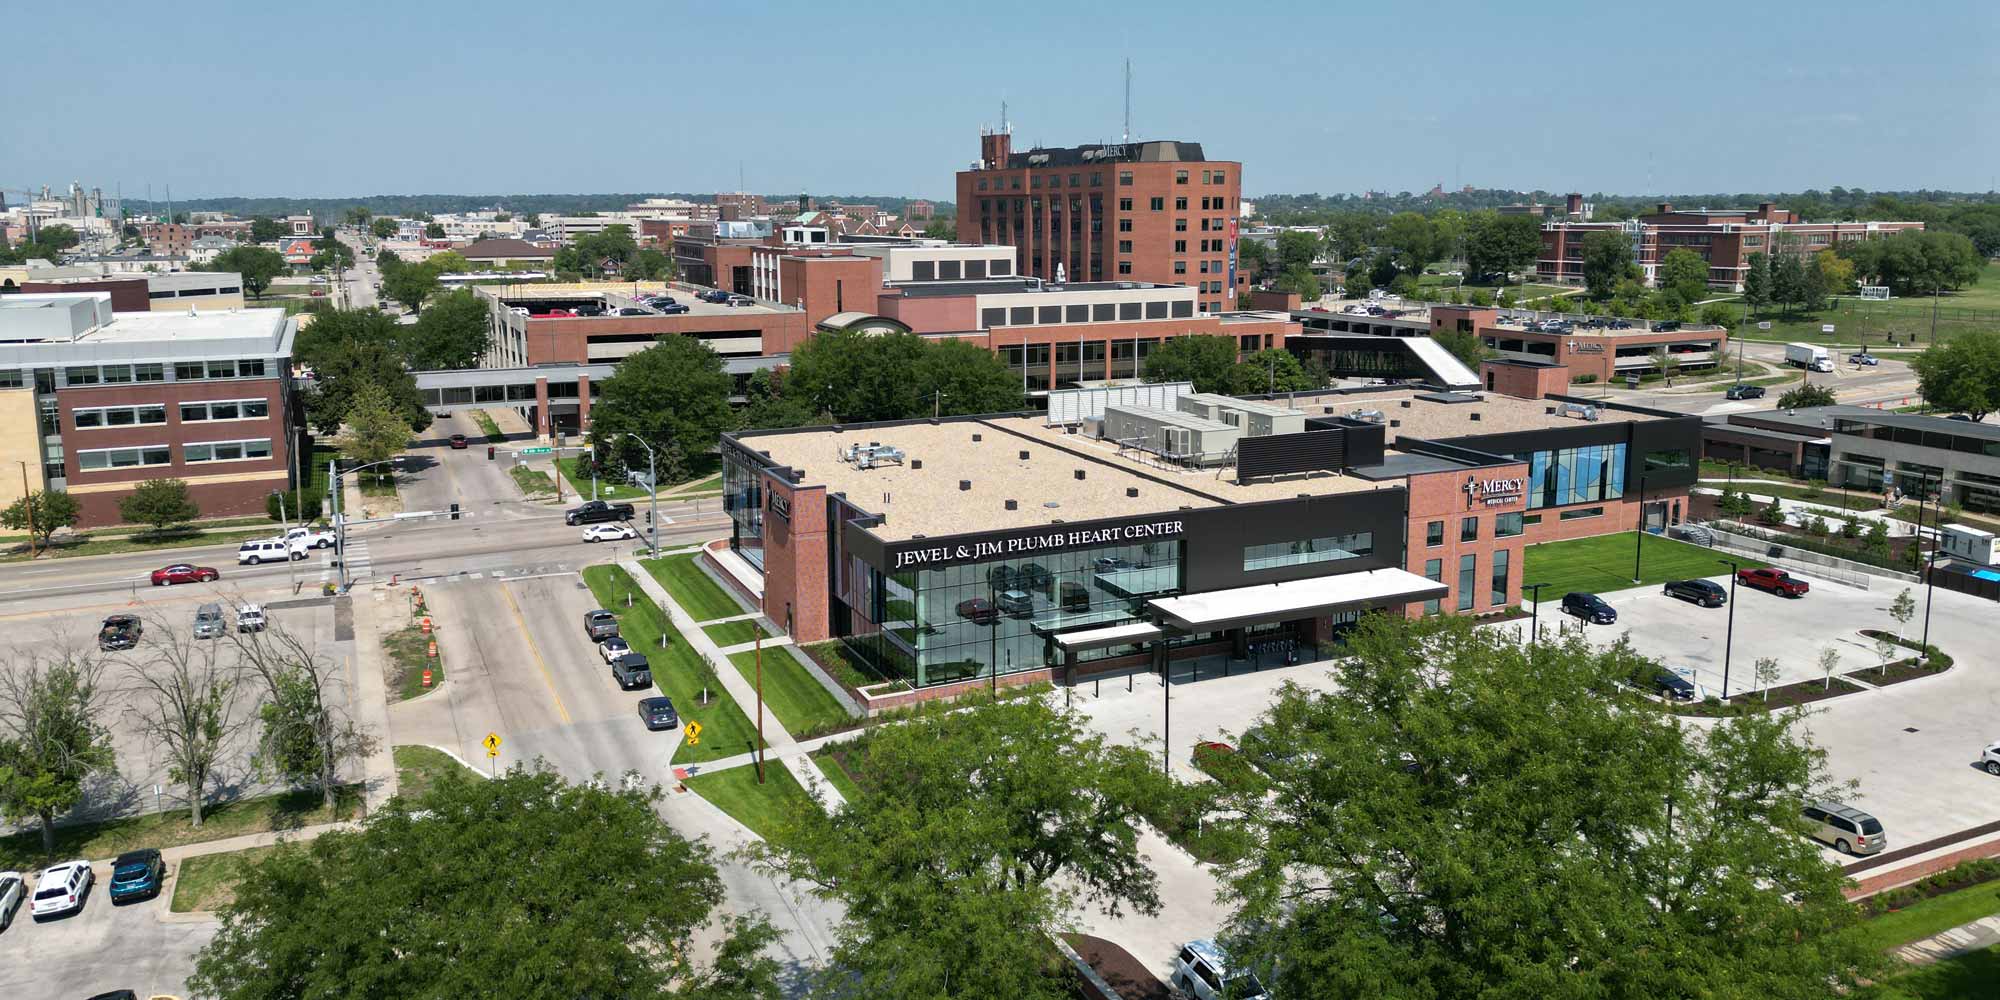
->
890;519;1184;571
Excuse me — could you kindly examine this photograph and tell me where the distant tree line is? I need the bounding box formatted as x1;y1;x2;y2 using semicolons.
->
118;193;957;224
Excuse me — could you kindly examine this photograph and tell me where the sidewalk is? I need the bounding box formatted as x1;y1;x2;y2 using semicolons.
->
619;558;846;809
347;592;402;814
1893;914;2000;966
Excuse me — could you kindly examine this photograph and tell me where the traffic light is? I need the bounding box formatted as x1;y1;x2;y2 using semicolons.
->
645;510;653;525
449;503;461;521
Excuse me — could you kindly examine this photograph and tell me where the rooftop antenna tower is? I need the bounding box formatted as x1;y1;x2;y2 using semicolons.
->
1001;96;1009;134
1122;59;1131;143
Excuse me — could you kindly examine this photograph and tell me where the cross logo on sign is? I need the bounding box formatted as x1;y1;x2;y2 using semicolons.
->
482;732;502;757
685;721;703;746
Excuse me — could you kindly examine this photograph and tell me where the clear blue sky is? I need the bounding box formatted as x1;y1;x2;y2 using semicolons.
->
10;0;1995;202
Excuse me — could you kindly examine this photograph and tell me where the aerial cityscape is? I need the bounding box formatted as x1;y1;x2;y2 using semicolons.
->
2;3;1999;999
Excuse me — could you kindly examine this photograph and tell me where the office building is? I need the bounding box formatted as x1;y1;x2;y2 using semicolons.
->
1703;406;2000;514
1539;201;1924;291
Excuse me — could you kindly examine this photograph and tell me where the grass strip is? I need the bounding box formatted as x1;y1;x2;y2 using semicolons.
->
509;464;555;497
726;647;853;736
702;618;771;647
0;785;362;872
685;761;813;841
581;566;758;764
641;552;746;622
382;624;442;700
472;410;505;442
170;844;283;913
1522;531;1767;598
393;745;480;802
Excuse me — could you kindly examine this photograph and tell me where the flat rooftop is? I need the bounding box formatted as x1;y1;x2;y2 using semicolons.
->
1285;388;1652;443
894;279;1187;299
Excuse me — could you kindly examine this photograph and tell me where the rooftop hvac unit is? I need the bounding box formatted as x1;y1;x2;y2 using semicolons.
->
1347;409;1386;424
1556;402;1600;422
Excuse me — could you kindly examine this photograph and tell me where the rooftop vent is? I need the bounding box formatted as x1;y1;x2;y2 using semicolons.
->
959;480;972;491
1126;487;1139;498
1044;501;1060;509
1348;409;1385;424
1390;419;1401;428
1556;401;1600;422
882;492;892;504
1005;499;1018;510
1470;412;1482;422
911;459;922;470
1019;450;1031;460
972;433;983;442
1399;400;1412;408
1074;469;1086;480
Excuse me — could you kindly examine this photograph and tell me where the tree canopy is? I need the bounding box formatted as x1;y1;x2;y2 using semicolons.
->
1660;248;1710;304
554;225;640;278
117;478;201;532
1463;211;1542;282
369;217;398;239
402;288;492;369
1580;230;1635;298
0;489;79;546
1218;614;1877;1000
1836;228;1984;296
380;255;441;314
0;654;116;853
752;699;1165;999
1776;382;1838;409
1911;329;2000;421
1141;334;1241;393
1274;229;1323;271
294;308;433;433
589;333;735;476
784;329;1024;423
209;245;288;299
190;763;780;1000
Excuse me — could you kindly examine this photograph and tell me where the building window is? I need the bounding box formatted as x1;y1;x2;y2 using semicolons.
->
1118;198;1133;212
1523;514;1543;526
1009;307;1034;325
1118;240;1133;253
1176;170;1189;184
1175;240;1187;254
1173;261;1187;274
1457;554;1477;610
1491;549;1510;607
1176;197;1188;211
1118;219;1132;232
1424;558;1443;615
1426;520;1443;546
72;404;168;429
1118;262;1132;275
1243;532;1373;571
1175;219;1188;232
1558;506;1604;521
1496;511;1524;538
76;445;171;471
1212;171;1227;184
1090;172;1102;186
982;308;1006;327
1119;172;1134;186
1460;516;1479;542
184;438;273;464
179;398;270;422
1149;197;1164;211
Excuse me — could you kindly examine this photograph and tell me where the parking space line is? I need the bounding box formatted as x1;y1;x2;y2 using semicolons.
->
500;580;572;725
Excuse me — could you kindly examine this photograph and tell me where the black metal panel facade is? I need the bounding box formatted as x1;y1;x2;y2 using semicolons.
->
1237;429;1347;481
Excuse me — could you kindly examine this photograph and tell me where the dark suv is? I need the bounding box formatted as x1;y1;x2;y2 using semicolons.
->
1561;592;1617;625
610;652;652;690
1724;384;1766;401
1663;579;1727;608
108;848;165;903
566;500;635;526
98;614;143;651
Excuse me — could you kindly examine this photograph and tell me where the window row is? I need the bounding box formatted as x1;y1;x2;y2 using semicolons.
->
174;358;269;381
980;300;1194;327
1423;549;1512;614
1243;533;1373;572
73;404;167;428
76;438;273;471
64;363;166;386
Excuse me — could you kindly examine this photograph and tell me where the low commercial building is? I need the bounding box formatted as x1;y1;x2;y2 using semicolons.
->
18;271;245;313
0;293;298;525
1539;202;1924;291
720;382;1698;701
457;238;555;268
1703;406;2000;514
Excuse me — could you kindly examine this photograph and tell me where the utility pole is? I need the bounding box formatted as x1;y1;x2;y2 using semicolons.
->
19;462;36;558
754;634;765;784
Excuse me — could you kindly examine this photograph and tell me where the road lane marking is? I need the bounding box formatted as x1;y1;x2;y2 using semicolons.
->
500;580;572;725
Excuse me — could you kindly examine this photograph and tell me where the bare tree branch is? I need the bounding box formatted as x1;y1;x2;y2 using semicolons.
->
122;612;250;829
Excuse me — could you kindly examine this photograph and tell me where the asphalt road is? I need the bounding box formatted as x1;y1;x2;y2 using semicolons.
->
1579;340;1922;417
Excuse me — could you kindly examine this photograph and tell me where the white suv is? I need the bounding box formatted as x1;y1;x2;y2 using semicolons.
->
31;860;91;919
238;538;306;565
1171;939;1269;1000
1983;740;2000;777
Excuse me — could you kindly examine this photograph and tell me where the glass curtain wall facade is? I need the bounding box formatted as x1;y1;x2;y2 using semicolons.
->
1512;443;1627;509
844;539;1184;689
722;452;766;570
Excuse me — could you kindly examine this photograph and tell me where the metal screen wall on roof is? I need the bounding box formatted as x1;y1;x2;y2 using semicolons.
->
1046;380;1191;425
1236;428;1348;482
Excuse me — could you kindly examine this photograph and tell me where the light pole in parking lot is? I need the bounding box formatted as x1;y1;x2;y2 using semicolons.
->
1716;558;1739;700
613;434;661;557
1632;474;1650;584
331;457;401;590
1522;582;1550;647
1920;478;1946;663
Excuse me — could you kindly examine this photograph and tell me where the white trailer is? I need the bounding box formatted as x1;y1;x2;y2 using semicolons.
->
1784;342;1833;373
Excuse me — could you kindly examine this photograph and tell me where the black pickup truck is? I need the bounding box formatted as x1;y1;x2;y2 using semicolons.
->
565;500;635;526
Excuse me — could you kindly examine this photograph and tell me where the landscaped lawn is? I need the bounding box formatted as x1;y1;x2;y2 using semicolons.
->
811;747;867;803
727;648;854;737
170;844;283;913
0;525;278;562
641;553;746;622
685;762;814;841
799;639;911;692
581;566;759;763
393;744;480;802
1522;531;1767;598
1732;260;2000;346
509;464;555;497
557;456;647;503
383;624;442;700
0;785;362;872
1852;880;2000;954
471;410;506;442
702;618;771;647
1857;947;2000;1000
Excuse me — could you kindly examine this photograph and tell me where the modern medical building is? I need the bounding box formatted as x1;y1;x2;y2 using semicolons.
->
717;381;1700;703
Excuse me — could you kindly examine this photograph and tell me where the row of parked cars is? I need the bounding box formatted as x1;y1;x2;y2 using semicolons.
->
581;609;680;731
0;848;167;931
1558;567;1813;702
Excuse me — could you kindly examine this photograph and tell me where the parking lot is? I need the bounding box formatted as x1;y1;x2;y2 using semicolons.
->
0;870;218;997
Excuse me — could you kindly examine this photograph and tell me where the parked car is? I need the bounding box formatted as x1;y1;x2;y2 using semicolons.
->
583;610;620;642
1057;581;1091;612
1663;578;1727;607
1016;562;1053;595
995;589;1034;617
637;696;678;731
31;860;92;919
610;652;653;690
610;306;654;317
654;302;690;314
1561;592;1617;625
565;500;635;525
0;869;22;931
236;604;267;633
237;538;305;565
1947;413;1976;422
192;602;226;640
726;294;753;306
544;308;574;317
98;614;143;652
1650;669;1698;701
1655;320;1682;332
1982;739;2000;777
1724;383;1766;400
643;296;678;308
1738;566;1809;597
151;563;218;586
1848;352;1879;366
986;565;1017;592
597;636;632;663
448;433;468;449
955;597;998;624
1802;801;1885;855
582;523;637;543
108;849;164;904
697;289;731;303
1171;939;1270;1000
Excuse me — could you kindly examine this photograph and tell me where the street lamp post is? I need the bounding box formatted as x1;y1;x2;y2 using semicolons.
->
1632;475;1650;584
331;457;401;590
614;435;662;557
1523;582;1550;646
1716;558;1739;700
1920;479;1945;662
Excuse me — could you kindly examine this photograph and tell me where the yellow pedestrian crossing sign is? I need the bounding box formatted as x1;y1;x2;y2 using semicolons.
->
483;732;501;757
685;721;703;746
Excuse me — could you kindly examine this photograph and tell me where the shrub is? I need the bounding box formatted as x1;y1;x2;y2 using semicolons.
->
1570;373;1597;384
1858;857;2000;916
1192;743;1269;797
267;490;324;523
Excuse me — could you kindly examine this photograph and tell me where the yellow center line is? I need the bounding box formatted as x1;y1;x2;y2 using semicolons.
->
501;579;572;725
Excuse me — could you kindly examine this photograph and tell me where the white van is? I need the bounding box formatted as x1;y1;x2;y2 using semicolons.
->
237;538;306;565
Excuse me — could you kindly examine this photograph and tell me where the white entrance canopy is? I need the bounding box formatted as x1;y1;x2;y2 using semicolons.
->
1051;621;1167;652
1146;568;1449;633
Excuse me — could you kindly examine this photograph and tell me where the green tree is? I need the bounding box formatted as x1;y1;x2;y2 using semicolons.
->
1777;382;1836;409
249;216;286;242
555;225;641;278
423;221;446;239
343;206;372;226
0;489;80;547
1380;212;1436;273
309;237;354;273
117;478;200;532
1237;237;1271;276
1839;229;1983;296
0;655;117;853
1887;587;1916;644
750;699;1165;1000
1660;248;1710;304
402;288;491;369
35;224;80;251
1580;230;1634;299
1141;334;1241;393
293;308;432;433
1274;229;1323;271
1275;264;1321;301
628;246;674;281
1227;348;1316;395
590;334;734;478
369;217;398;240
338;382;412;487
1221;614;1877;1000
786;330;1021;423
128;630;246;830
1699;302;1738;328
911;337;1028;416
1367;252;1401;291
1911;329;2000;421
209;245;288;300
382;259;440;314
189;762;780;1000
1771;251;1807;315
1742;252;1773;314
233;626;377;811
1463;211;1541;283
738;369;818;430
1434;329;1488;370
921;217;957;241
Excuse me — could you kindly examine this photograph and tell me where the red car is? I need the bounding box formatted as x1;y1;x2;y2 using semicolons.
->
955;597;998;625
448;433;468;449
1738;567;1809;598
151;563;218;586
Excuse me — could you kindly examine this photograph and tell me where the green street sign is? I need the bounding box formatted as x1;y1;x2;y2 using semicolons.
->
519;446;552;455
